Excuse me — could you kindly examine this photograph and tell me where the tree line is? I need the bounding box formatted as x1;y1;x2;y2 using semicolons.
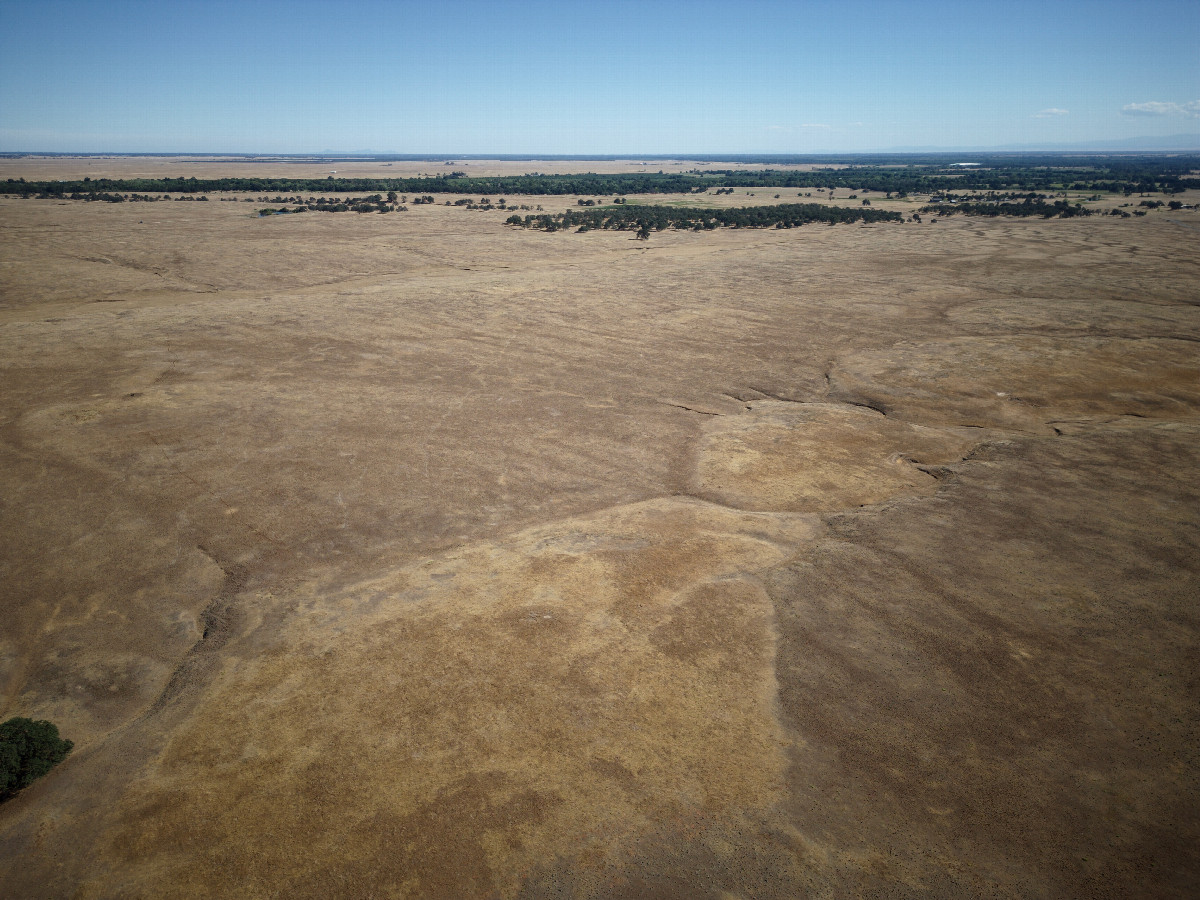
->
505;203;903;234
5;155;1194;199
918;198;1093;219
260;194;407;215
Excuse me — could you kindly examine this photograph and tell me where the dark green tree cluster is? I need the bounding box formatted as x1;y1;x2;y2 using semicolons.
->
506;203;902;234
1;717;73;799
446;197;523;210
919;198;1093;218
260;195;405;215
5;154;1194;200
68;191;128;202
928;191;1051;203
54;190;210;202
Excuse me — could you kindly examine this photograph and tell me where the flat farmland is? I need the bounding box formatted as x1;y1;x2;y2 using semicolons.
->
1;162;1198;898
0;155;846;181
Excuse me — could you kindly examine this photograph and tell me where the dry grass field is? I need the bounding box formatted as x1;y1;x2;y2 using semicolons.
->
0;155;843;182
1;158;1198;898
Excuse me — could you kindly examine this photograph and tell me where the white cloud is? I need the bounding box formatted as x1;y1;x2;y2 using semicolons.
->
799;123;830;129
1033;108;1069;118
1122;100;1200;118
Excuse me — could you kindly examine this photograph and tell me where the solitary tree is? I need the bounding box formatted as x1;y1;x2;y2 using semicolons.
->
1;718;73;799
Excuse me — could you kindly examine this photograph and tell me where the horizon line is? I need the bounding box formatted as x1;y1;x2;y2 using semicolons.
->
4;147;1200;159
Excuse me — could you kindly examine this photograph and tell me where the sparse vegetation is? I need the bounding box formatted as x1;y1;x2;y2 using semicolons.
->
1;152;1197;898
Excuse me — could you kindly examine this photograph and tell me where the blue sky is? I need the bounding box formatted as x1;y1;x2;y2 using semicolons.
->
1;0;1197;153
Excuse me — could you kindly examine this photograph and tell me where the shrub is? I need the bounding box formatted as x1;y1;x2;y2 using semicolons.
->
0;717;73;798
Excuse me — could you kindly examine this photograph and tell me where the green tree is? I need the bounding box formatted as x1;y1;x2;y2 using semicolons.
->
0;718;73;798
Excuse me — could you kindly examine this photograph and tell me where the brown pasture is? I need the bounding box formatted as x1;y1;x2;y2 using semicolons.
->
0;155;847;182
1;161;1198;898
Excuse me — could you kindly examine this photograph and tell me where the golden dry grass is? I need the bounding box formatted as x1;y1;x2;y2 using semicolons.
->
0;155;844;181
1;163;1198;897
